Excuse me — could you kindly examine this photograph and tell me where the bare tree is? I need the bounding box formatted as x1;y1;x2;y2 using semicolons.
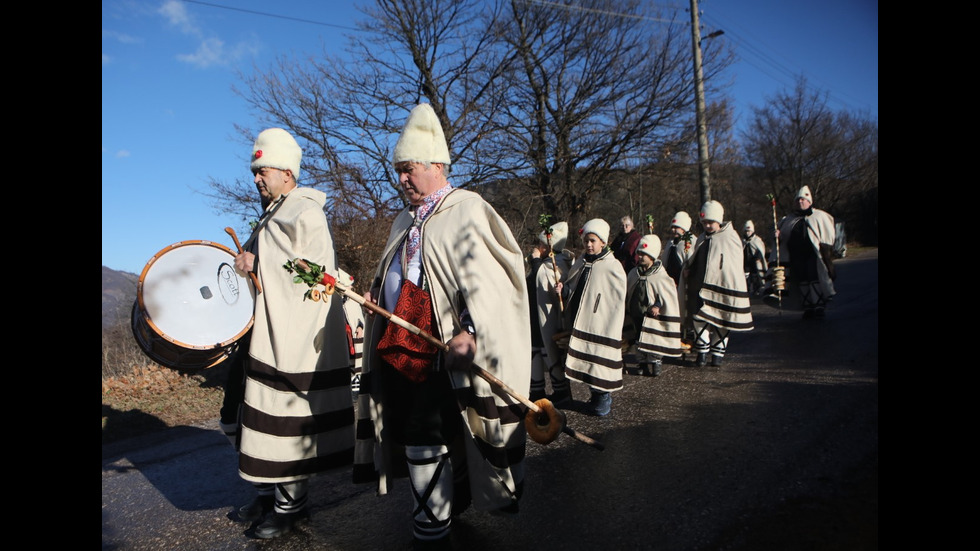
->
205;0;735;263
483;0;709;235
741;77;878;221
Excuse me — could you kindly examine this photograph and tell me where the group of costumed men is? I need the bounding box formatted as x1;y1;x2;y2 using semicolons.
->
527;189;837;415
218;106;529;550
218;102;838;549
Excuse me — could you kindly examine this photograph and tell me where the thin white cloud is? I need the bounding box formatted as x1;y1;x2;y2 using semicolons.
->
158;0;201;37
177;37;227;68
103;29;142;44
116;150;131;158
103;53;111;65
157;0;254;68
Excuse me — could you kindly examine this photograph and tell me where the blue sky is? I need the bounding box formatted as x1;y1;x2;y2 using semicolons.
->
102;0;877;275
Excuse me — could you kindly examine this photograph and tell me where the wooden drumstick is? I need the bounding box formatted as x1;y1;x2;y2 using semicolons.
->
225;227;262;294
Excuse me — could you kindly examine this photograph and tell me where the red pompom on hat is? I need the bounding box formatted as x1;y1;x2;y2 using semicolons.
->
250;128;302;181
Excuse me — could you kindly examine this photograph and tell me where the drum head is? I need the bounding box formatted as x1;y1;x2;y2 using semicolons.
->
136;240;255;349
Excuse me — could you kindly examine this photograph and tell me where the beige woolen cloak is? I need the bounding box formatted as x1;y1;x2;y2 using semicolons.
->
354;188;531;512
626;263;683;358
681;222;754;332
535;250;574;369
563;249;626;392
743;234;768;274
239;187;355;483
341;294;365;373
775;208;836;302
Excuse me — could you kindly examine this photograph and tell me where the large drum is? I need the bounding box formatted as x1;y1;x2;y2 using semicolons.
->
131;240;255;370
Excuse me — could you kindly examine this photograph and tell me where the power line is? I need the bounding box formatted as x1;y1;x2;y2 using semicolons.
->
182;0;361;33
526;0;682;24
699;4;875;114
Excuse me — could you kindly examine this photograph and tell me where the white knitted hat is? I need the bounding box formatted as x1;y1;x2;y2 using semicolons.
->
670;211;692;232
744;220;755;233
392;103;451;166
539;221;569;251
700;200;724;224
796;185;813;203
580;219;610;244
251;128;302;182
636;234;662;259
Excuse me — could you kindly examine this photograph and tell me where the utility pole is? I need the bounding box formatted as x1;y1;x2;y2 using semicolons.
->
688;0;721;206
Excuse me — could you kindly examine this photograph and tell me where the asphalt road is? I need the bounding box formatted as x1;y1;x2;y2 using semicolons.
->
102;250;878;551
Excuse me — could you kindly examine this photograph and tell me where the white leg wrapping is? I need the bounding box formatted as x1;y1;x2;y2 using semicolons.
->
710;328;730;358
694;321;711;354
274;480;308;515
530;347;546;394
407;445;452;542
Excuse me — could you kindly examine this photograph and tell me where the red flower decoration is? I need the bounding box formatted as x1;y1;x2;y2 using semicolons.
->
578;228;584;234
641;243;648;248
255;150;264;160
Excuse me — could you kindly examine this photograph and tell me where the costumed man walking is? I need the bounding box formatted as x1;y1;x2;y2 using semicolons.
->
527;221;574;404
773;186;837;319
625;234;684;376
232;128;355;539
557;219;626;417
354;103;531;550
681;200;754;367
742;220;768;296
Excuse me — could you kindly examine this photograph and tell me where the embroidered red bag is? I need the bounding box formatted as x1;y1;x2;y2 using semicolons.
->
377;279;440;382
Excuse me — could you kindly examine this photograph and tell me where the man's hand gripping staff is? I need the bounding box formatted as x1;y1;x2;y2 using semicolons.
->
283;258;604;451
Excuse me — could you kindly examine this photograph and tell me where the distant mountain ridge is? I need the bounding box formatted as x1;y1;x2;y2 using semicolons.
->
103;266;138;330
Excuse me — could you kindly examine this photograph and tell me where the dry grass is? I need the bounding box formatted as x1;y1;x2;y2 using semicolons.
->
102;363;229;445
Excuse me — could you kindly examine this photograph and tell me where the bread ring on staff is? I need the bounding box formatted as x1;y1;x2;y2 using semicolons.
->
309;288;322;302
525;398;566;445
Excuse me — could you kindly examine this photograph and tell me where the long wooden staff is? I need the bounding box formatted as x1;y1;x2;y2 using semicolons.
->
293;260;604;451
539;215;564;312
767;195;784;310
225;227;262;294
546;234;564;312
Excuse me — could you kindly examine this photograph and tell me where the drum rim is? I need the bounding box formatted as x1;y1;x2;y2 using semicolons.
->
131;301;246;370
135;239;255;351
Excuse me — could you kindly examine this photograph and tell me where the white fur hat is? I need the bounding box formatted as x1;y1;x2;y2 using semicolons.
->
670;211;692;232
539;221;569;251
251;128;302;182
700;200;724;224
392;103;451;166
796;185;813;203
636;234;662;259
580;219;610;244
744;220;755;233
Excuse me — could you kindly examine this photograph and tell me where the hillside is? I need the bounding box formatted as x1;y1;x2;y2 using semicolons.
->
102;266;138;329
